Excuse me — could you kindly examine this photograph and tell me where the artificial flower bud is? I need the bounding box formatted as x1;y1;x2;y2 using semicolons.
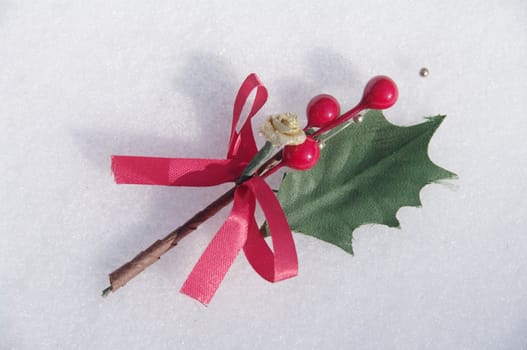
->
260;112;306;146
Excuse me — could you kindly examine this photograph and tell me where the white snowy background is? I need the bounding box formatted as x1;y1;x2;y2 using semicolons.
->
1;1;526;349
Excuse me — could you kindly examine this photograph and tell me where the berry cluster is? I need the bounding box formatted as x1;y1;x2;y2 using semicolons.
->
282;76;398;170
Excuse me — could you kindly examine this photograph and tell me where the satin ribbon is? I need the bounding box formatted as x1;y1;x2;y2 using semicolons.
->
111;74;298;305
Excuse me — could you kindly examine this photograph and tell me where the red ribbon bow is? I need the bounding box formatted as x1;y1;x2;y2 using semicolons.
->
111;74;298;304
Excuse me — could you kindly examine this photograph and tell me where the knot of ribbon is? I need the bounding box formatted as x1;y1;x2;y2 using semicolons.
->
111;74;298;304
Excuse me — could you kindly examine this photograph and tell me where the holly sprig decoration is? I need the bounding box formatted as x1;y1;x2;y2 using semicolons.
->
103;74;455;300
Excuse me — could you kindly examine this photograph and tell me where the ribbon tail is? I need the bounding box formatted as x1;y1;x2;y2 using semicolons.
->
111;155;245;186
243;177;298;282
180;187;253;305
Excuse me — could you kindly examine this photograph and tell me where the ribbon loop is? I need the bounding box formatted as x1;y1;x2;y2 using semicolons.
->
228;73;268;162
243;176;298;282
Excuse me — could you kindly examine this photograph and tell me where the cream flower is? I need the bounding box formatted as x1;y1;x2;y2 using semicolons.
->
260;112;306;146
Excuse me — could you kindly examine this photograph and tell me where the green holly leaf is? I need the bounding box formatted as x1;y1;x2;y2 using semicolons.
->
274;110;456;254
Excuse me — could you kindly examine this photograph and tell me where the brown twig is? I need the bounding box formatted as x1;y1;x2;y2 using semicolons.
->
103;187;236;295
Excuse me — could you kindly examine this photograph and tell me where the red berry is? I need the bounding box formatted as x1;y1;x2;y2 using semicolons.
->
306;94;340;127
361;75;398;110
282;137;320;170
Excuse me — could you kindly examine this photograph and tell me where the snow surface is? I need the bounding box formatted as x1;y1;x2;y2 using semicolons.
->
1;1;527;349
